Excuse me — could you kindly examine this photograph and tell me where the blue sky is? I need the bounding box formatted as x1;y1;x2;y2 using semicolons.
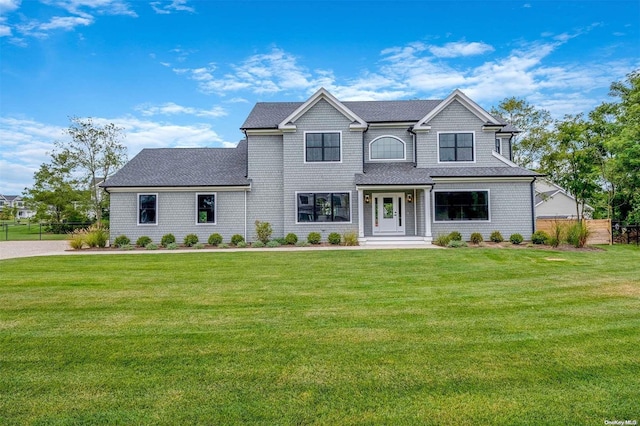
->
1;0;638;195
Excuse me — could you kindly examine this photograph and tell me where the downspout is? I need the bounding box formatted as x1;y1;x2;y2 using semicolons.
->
362;125;369;172
508;133;515;162
244;189;247;241
242;129;249;241
408;127;417;165
530;177;537;234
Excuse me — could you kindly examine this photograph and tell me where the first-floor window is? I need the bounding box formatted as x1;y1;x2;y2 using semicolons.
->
297;192;350;222
197;194;216;224
434;191;489;221
138;194;157;225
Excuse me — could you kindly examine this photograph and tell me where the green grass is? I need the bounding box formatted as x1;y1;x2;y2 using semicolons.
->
1;246;638;425
0;222;69;241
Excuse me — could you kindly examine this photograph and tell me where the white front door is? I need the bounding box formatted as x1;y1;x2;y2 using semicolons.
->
373;193;405;235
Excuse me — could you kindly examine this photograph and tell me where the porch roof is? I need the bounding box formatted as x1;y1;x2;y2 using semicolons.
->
355;163;434;186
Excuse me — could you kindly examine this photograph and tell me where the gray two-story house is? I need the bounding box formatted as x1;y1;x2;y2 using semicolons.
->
102;88;539;244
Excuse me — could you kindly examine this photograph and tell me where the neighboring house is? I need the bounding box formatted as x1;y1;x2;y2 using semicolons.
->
535;179;594;219
0;194;35;219
102;88;541;244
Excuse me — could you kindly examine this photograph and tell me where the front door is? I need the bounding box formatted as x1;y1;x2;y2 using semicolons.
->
373;193;405;235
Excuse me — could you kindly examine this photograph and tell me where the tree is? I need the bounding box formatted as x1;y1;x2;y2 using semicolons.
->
491;97;553;169
55;117;127;224
23;153;87;223
540;115;600;221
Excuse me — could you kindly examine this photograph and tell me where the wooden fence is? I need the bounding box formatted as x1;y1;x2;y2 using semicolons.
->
535;218;612;245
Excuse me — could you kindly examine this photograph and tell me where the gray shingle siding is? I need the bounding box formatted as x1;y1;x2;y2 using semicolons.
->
417;100;508;168
109;190;247;244
282;99;361;239
430;181;534;241
247;134;284;240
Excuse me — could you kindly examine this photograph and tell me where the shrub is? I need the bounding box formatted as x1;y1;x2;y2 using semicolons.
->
208;233;223;246
69;231;85;250
183;233;199;247
166;242;178;250
567;221;590;248
448;231;462;241
531;230;550;245
161;233;175;247
295;241;310;247
274;237;287;245
307;232;322;244
84;231;99;248
328;232;341;245
136;236;152;247
236;241;247;248
194;243;205;249
255;220;272;244
252;241;265;248
119;244;134;250
490;231;504;243
549;221;565;248
510;233;524;245
218;243;229;249
114;235;131;247
342;231;359;246
447;240;468;248
285;233;298;245
266;240;281;248
433;234;451;247
469;232;483;244
231;234;245;245
84;226;109;248
145;243;158;250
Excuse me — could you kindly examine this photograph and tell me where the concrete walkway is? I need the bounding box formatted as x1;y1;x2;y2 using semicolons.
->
0;240;440;260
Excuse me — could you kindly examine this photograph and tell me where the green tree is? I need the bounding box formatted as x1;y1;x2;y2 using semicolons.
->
56;117;127;224
491;97;553;168
23;153;87;223
540;115;600;221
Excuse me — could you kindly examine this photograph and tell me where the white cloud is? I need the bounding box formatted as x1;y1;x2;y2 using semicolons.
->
0;115;235;193
135;102;227;118
150;0;194;14
39;15;93;31
175;48;328;96
0;0;20;13
428;41;495;58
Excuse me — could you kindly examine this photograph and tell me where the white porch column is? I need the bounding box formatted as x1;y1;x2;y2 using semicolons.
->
424;188;433;242
357;189;365;238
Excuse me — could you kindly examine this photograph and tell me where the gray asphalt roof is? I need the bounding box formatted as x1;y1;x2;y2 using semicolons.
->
241;99;516;130
102;140;250;188
355;163;539;185
355;163;434;185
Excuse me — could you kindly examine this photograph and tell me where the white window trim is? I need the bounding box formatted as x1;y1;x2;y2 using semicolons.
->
295;190;353;224
495;137;502;155
303;131;343;164
368;135;406;162
432;189;491;222
437;131;476;164
137;193;158;226
195;192;217;226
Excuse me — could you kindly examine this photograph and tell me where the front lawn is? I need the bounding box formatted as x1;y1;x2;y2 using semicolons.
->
0;246;638;424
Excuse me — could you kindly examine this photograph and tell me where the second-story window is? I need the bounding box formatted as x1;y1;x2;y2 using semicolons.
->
370;136;405;160
305;132;340;162
439;132;474;162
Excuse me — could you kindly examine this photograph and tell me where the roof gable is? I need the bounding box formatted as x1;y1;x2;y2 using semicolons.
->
413;89;500;131
278;88;367;131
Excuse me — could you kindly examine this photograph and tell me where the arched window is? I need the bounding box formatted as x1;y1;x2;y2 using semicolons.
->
370;136;405;160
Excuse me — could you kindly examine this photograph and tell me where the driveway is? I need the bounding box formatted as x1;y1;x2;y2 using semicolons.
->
0;241;71;260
